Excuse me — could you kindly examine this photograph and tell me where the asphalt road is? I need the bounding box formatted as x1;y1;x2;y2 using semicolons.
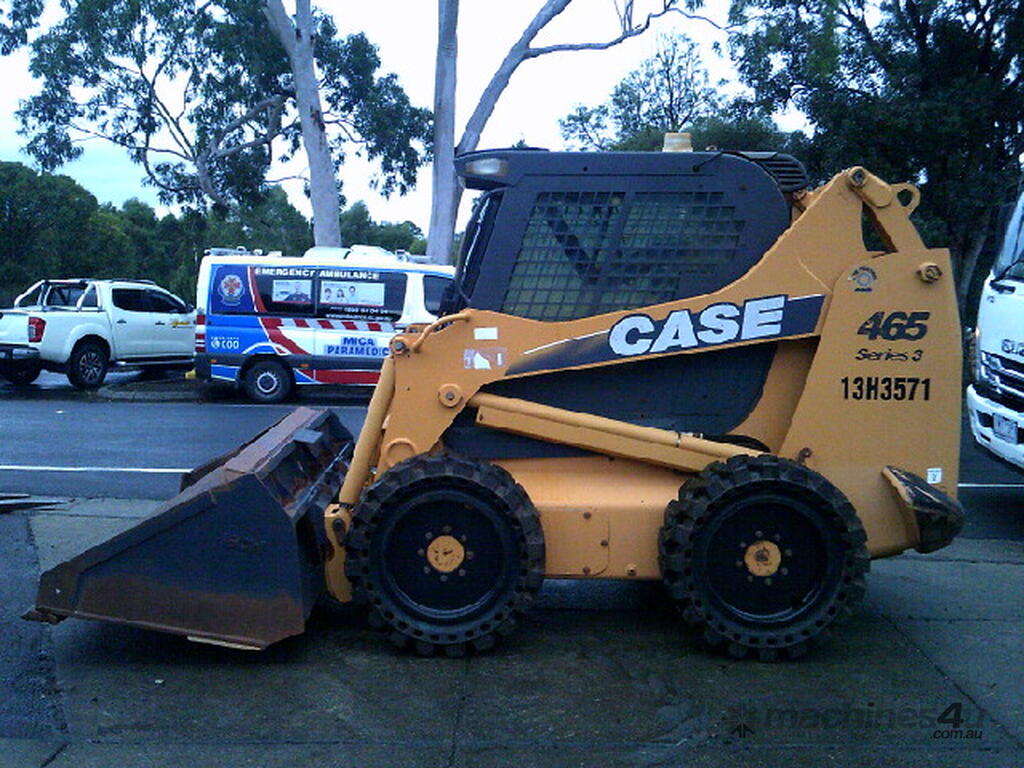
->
0;397;367;499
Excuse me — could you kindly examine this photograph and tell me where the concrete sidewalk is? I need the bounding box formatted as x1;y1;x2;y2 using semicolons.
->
2;498;1023;767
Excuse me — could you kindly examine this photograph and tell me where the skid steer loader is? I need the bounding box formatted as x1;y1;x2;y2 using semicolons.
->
27;141;965;660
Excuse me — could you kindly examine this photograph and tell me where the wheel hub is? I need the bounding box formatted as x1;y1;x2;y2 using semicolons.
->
426;534;465;573
743;539;782;577
256;371;279;393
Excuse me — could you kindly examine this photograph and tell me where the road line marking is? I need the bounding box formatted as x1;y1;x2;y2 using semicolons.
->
0;465;189;474
958;482;1024;488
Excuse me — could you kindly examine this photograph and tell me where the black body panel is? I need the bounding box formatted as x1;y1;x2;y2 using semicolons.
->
445;344;777;461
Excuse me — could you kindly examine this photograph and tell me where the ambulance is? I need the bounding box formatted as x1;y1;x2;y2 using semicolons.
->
195;247;454;402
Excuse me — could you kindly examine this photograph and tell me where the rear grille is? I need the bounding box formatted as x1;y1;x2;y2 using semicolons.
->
732;152;809;192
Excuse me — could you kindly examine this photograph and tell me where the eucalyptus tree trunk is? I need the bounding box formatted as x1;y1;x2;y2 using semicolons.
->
264;0;342;247
426;0;460;264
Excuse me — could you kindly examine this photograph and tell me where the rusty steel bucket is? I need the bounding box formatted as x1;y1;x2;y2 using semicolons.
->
25;408;353;650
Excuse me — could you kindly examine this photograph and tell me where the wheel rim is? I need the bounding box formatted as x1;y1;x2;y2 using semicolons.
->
374;486;517;624
697;489;842;627
80;351;104;384
254;368;281;396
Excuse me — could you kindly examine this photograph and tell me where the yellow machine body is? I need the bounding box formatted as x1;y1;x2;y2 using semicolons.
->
322;166;961;603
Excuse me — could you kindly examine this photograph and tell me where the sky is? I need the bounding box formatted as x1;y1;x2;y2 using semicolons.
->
0;0;745;237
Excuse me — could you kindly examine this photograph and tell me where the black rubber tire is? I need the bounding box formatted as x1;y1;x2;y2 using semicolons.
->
345;454;545;656
67;341;108;390
659;454;869;661
242;359;293;404
1;361;42;386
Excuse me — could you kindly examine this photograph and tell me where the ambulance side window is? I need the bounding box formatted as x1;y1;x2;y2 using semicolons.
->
315;272;407;320
254;274;314;316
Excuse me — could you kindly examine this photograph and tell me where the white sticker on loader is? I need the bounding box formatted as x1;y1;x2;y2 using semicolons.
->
927;467;942;484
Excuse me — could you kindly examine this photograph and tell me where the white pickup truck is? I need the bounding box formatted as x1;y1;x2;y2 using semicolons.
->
0;279;196;389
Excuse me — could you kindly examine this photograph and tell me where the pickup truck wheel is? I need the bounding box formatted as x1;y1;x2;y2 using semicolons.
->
242;359;293;404
1;361;42;386
68;342;109;390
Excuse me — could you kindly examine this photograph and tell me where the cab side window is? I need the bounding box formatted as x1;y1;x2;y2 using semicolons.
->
112;288;149;312
146;290;187;313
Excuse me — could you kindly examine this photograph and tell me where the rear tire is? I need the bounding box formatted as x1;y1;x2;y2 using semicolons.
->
659;455;869;661
242;359;293;404
67;341;108;390
1;361;42;386
345;454;545;656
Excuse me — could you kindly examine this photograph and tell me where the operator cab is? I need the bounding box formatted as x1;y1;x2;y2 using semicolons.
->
442;148;808;319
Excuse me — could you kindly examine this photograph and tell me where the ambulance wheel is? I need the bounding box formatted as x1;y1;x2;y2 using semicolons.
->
242;359;293;404
345;454;545;656
659;455;869;661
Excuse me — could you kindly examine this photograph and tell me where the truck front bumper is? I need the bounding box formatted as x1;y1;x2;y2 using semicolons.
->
0;344;41;363
966;384;1024;471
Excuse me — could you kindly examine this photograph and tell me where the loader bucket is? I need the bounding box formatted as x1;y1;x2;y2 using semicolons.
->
25;407;353;649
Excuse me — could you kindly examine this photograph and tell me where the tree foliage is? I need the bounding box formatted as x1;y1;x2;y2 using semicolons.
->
561;35;721;150
728;0;1024;304
339;201;426;254
17;0;431;219
0;161;315;305
0;0;41;54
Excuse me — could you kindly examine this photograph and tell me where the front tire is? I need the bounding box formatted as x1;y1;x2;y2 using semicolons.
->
345;454;545;656
67;342;108;390
659;455;869;661
242;359;293;404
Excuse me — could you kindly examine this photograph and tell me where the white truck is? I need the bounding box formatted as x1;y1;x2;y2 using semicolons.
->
968;188;1024;469
0;278;196;389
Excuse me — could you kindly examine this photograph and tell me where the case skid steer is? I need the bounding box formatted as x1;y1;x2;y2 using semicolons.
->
27;143;965;660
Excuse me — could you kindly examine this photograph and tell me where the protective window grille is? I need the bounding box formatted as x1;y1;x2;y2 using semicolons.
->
502;191;745;320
